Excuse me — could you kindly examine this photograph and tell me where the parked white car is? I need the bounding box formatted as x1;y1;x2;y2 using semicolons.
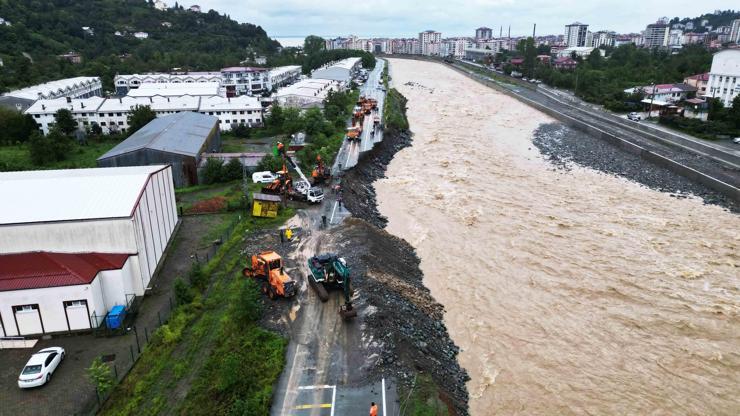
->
732;137;740;144
18;347;65;388
628;112;641;121
252;171;277;184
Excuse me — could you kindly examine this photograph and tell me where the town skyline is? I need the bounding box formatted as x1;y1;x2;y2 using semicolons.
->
191;0;736;38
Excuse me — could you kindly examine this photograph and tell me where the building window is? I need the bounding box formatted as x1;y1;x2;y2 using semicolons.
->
118;121;124;126
13;304;38;313
34;114;40;118
101;122;106;126
239;111;245;115
116;113;122;117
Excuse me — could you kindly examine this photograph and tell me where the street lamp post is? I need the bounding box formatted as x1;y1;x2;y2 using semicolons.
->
648;83;656;120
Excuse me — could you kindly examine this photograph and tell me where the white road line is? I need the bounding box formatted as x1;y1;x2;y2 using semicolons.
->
330;385;337;416
280;344;302;415
329;201;338;224
297;384;334;390
382;378;387;416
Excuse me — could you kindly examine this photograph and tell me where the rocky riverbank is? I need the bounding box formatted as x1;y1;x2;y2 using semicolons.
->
341;125;470;415
533;122;739;213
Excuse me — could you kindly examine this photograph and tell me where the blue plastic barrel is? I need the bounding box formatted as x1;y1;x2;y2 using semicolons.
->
106;305;126;329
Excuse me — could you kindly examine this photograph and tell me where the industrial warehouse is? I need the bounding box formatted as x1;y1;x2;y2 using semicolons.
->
0;166;178;336
97;112;221;187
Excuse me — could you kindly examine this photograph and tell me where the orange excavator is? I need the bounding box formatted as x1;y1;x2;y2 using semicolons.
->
243;251;296;299
311;155;331;185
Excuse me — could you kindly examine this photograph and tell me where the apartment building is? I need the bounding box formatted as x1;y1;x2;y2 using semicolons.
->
419;30;442;56
564;22;589;47
220;67;270;97
268;65;302;90
0;77;102;112
114;72;222;95
706;49;740;108
643;22;669;48
475;27;493;40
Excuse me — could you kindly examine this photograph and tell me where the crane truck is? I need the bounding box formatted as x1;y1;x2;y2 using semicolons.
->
307;254;357;319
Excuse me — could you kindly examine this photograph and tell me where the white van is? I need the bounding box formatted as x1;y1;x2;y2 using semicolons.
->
252;171;277;184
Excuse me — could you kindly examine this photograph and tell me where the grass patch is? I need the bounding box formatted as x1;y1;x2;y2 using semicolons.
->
400;374;449;416
0;139;120;171
100;212;291;416
384;88;409;132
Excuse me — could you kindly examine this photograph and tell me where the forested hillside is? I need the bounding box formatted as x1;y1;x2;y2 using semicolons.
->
0;0;279;91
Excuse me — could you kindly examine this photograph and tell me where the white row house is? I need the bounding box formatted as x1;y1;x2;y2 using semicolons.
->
0;76;102;112
114;72;223;95
273;78;343;109
221;66;270;97
311;57;362;83
268;65;302;89
25;95;263;135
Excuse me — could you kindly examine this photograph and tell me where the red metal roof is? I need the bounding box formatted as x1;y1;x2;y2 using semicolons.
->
0;252;131;292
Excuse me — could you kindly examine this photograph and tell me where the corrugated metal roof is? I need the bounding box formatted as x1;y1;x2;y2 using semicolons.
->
98;112;218;160
0;252;130;291
0;165;167;225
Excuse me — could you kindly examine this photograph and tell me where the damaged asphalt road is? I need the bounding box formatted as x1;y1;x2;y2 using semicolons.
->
262;125;470;416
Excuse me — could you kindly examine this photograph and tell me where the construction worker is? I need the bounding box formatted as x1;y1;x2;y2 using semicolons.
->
277;141;285;157
369;402;378;416
285;228;293;241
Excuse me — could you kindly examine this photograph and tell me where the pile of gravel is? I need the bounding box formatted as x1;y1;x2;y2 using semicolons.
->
533;123;739;212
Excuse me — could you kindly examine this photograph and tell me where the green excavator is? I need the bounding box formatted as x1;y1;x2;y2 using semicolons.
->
307;253;357;319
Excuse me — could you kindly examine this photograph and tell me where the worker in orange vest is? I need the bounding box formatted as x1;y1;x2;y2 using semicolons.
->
369;402;378;416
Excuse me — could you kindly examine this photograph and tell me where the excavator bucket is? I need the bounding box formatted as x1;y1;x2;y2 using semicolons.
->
339;303;357;319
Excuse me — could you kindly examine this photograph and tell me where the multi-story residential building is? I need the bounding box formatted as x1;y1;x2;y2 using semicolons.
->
0;76;102;112
464;47;495;62
441;38;473;58
590;31;615;48
114;72;223;95
198;96;263;128
668;29;684;47
706;49;740;108
25;97;106;134
684;73;710;96
220;67;270;97
683;32;705;45
475;27;493;40
730;19;740;44
564;22;589;47
643;22;669;48
419;30;442;56
26;94;264;135
267;66;302;90
126;82;221;98
474;39;506;54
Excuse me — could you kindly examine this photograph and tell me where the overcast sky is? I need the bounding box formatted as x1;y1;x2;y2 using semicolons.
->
191;0;736;38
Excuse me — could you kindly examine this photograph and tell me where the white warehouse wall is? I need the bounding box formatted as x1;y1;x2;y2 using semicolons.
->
0;277;106;336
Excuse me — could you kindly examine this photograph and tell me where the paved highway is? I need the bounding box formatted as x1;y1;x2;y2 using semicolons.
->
334;59;387;172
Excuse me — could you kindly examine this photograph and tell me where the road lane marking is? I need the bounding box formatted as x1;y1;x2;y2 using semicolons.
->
382;378;387;416
297;384;334;390
330;385;337;416
293;404;332;409
329;201;338;224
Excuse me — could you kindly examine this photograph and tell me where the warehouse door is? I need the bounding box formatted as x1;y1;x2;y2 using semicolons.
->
13;304;44;336
64;300;91;331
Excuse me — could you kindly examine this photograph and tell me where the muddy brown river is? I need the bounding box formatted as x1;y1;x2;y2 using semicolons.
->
377;59;740;415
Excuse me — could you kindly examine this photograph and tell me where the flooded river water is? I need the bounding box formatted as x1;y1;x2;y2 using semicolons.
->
376;59;740;415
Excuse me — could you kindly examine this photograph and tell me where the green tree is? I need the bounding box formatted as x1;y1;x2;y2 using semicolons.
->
303;35;326;55
28;131;55;165
708;98;726;121
282;107;305;135
728;95;740;128
265;103;284;130
0;108;38;144
54;108;77;135
126;105;156;135
86;357;115;396
222;158;243;181
256;153;283;173
202;158;224;184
